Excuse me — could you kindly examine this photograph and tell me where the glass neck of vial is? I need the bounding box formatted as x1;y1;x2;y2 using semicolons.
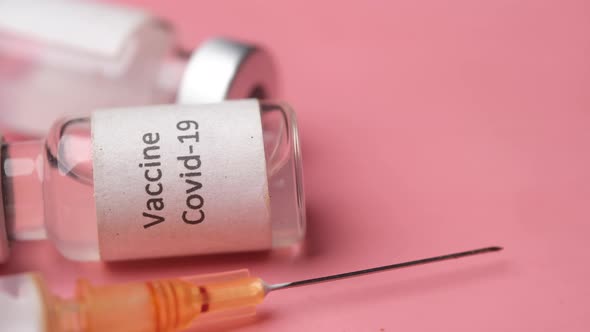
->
1;140;46;240
154;48;190;102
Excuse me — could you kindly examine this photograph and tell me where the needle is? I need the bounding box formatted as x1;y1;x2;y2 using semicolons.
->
27;246;502;332
266;246;502;293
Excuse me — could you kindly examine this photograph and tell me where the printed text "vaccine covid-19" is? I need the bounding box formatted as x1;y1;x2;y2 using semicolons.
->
139;120;205;229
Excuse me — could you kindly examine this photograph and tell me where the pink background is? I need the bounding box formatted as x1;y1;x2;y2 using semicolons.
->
2;0;590;330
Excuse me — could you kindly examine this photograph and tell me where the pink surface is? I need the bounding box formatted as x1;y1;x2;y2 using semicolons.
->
2;0;590;330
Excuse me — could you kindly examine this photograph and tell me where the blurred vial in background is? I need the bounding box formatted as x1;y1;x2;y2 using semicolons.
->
0;0;277;138
0;100;305;262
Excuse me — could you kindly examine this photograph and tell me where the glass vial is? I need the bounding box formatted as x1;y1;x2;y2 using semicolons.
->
0;100;306;262
0;0;277;137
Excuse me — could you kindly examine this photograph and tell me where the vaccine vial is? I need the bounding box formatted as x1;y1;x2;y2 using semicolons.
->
0;0;277;137
0;100;305;262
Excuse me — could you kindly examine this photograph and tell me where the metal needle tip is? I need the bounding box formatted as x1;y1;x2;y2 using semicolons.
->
266;246;502;293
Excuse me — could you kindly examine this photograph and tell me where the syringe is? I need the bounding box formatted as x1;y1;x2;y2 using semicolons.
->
0;246;501;332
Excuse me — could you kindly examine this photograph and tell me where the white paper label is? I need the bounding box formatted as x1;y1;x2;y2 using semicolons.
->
92;100;272;260
0;0;151;57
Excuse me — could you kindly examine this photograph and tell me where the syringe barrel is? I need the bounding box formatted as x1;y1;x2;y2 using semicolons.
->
0;271;265;332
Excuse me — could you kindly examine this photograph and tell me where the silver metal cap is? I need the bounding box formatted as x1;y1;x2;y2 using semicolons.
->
0;134;9;263
177;37;277;104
